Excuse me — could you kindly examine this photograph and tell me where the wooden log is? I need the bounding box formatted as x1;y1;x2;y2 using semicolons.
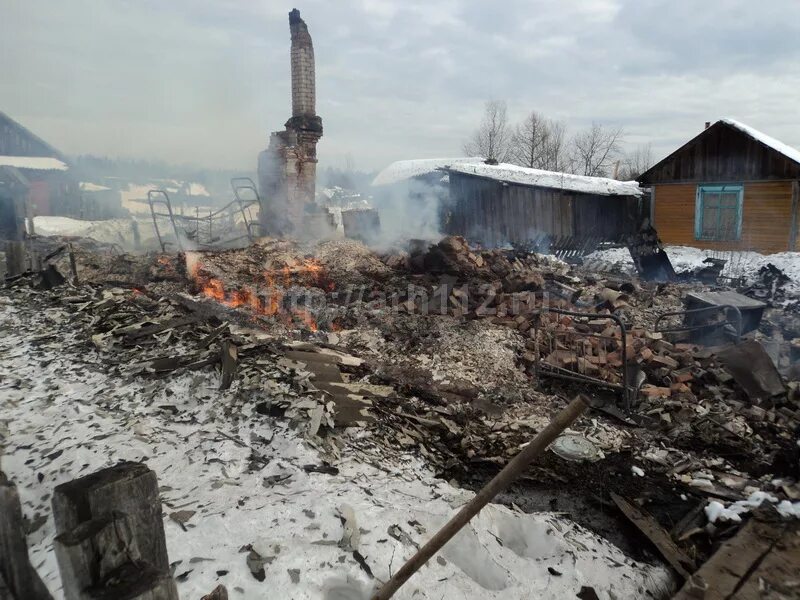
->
371;396;588;600
54;511;177;600
52;463;169;574
0;473;53;600
4;242;26;278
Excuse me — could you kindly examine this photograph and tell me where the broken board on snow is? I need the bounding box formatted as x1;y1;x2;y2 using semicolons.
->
610;492;694;579
283;348;383;426
671;516;789;599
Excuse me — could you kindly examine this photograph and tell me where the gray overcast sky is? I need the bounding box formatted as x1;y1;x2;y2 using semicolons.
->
2;0;800;173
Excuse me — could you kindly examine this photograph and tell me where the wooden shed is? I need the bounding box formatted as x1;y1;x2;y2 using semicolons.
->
0;111;77;219
442;163;644;247
638;119;800;254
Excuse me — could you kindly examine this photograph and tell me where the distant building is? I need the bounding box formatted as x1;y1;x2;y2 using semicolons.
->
638;119;800;254
0;111;77;219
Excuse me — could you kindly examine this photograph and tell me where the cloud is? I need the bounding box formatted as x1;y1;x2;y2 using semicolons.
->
1;0;798;172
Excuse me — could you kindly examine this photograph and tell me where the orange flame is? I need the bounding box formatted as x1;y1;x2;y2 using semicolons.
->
293;309;318;332
188;254;328;331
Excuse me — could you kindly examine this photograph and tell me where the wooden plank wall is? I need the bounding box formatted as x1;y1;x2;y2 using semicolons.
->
447;174;640;247
640;122;800;184
653;181;795;253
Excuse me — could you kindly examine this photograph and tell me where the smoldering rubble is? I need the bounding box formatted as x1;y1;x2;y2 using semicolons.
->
2;228;800;598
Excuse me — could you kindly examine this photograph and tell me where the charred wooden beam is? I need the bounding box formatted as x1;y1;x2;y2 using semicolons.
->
54;511;177;600
219;340;238;390
52;463;169;574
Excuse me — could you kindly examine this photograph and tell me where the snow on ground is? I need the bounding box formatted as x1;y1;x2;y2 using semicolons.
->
0;296;673;599
120;183;155;214
585;245;800;298
704;491;800;524
33;216;133;243
33;215;149;250
446;163;642;197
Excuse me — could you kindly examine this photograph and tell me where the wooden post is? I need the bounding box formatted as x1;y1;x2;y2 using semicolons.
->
4;242;25;278
52;463;170;575
219;341;238;391
789;180;799;251
371;395;588;600
54;511;177;600
0;473;53;600
68;243;79;285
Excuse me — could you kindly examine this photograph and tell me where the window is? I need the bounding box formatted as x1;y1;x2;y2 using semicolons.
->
695;184;743;241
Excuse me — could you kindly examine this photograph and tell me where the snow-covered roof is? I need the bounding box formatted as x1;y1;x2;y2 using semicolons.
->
372;157;484;186
0;155;68;171
720;118;800;166
187;182;210;196
79;182;112;192
446;162;643;197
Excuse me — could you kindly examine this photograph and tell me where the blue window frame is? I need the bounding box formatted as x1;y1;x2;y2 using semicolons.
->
695;184;743;241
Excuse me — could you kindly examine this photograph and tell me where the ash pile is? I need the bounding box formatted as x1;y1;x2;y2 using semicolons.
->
4;230;800;595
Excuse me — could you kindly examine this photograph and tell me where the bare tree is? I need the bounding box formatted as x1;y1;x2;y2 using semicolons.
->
543;121;568;172
509;111;569;171
617;143;654;180
510;111;551;169
569;122;625;177
463;100;512;163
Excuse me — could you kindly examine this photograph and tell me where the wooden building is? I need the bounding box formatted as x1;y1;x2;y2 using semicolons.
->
442;163;644;247
0;166;28;240
0;111;77;219
638;119;800;254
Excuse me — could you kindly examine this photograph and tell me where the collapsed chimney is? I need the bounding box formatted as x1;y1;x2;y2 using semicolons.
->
257;8;323;236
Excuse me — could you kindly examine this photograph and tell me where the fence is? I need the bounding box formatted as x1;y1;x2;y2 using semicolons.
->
148;178;262;252
511;234;625;263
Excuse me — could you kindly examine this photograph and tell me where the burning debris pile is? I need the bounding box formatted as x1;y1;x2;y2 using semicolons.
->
3;229;800;597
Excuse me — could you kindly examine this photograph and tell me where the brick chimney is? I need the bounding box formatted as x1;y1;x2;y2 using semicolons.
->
289;9;316;119
257;9;323;236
